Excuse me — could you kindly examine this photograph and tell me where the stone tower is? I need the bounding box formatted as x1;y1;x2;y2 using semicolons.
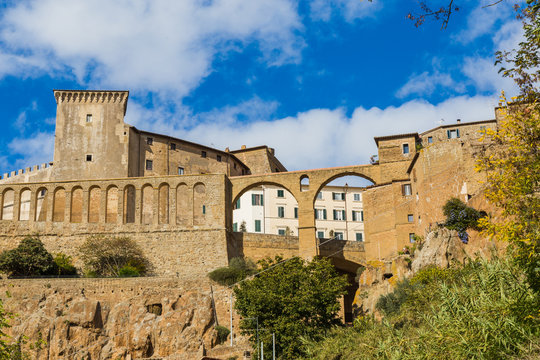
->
52;90;132;181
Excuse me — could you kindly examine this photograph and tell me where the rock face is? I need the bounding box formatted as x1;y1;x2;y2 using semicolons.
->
411;228;467;273
0;278;247;360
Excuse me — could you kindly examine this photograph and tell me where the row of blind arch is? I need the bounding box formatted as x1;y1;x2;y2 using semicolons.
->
0;183;208;226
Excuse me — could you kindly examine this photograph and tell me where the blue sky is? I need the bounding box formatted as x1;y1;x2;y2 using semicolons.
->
0;0;522;176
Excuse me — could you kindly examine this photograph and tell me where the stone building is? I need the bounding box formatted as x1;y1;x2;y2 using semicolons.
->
0;89;500;278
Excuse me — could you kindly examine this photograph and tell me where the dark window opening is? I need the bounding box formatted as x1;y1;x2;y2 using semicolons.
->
146;137;153;145
86;154;93;162
201;151;207;158
146;160;153;170
170;143;176;150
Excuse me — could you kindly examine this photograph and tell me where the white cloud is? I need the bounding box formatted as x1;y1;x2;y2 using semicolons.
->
7;131;55;171
0;0;304;95
453;1;515;44
462;56;517;94
310;0;382;22
396;71;464;98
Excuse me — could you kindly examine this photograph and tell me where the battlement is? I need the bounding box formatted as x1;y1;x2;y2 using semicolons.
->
53;90;129;115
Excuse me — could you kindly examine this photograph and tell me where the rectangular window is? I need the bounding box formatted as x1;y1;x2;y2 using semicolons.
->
202;205;206;215
333;209;346;221
315;208;327;220
335;232;344;240
251;194;264;206
233;223;238;232
235;198;241;209
277;189;284;198
201;151;207;158
403;143;409;154
294;207;298;219
278;229;286;236
447;129;460;139
316;192;323;200
408;214;414;222
86;154;93;162
234;163;237;169
409;233;416;243
356;233;364;242
353;193;361;201
317;231;325;239
255;220;261;232
170;143;176;150
352;210;363;222
277;206;285;218
217;155;222;162
86;114;92;123
178;167;184;175
332;192;345;201
402;184;412;196
427;136;433;144
146;159;153;170
146;137;153;145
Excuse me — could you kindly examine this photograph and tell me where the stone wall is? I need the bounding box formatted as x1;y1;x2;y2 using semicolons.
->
0;174;232;278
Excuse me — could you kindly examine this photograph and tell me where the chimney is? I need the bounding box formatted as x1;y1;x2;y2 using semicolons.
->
225;147;230;152
457;119;461;123
241;145;246;149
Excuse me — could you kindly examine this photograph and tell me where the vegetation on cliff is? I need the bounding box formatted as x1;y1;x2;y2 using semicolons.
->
303;256;540;360
233;256;348;359
207;257;257;286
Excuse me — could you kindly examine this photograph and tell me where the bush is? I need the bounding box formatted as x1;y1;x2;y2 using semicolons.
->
208;257;256;286
53;253;77;276
79;236;150;277
215;325;230;344
443;198;486;234
0;237;57;277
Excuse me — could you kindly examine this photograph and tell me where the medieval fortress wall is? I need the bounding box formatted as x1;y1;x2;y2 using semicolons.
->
0;89;500;277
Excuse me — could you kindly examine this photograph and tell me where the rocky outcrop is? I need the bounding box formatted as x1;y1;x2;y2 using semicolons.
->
0;278;248;360
411;228;467;273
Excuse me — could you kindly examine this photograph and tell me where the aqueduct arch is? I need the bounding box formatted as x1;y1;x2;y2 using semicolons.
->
230;163;390;260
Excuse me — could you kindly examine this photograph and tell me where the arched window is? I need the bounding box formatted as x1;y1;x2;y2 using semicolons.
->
88;186;101;223
1;189;14;220
18;189;31;221
123;185;136;224
158;183;170;224
193;183;206;226
53;188;66;222
176;183;190;226
70;187;83;223
35;188;48;222
106;186;118;223
141;185;154;225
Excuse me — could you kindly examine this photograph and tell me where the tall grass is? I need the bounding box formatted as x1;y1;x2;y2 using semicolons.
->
303;256;540;360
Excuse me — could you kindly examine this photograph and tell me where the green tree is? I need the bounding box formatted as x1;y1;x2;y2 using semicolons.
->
233;256;348;359
0;237;57;277
476;98;540;290
53;253;77;276
79;236;150;277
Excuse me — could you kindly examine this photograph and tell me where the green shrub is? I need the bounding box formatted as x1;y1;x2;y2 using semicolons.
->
208;257;256;286
443;197;486;233
53;253;77;276
215;325;230;344
118;265;140;277
79;236;150;277
0;237;57;277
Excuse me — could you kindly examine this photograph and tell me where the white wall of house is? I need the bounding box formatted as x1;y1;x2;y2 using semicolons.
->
233;184;365;241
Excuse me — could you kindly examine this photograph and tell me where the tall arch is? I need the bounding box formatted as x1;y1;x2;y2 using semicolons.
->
88;186;101;223
106;186;119;223
176;183;190;226
53;188;66;222
70;187;84;223
193;183;206;226
141;184;154;225
158;183;170;224
35;187;48;222
123;185;136;224
1;188;14;220
19;189;31;221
